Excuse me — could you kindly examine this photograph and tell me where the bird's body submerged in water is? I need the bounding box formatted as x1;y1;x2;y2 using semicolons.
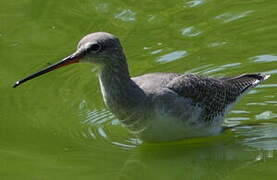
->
13;32;270;142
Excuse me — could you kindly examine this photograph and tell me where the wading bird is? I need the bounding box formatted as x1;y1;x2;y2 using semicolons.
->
13;32;270;142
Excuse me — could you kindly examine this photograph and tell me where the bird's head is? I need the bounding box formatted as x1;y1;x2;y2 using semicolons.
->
77;32;125;65
13;32;125;88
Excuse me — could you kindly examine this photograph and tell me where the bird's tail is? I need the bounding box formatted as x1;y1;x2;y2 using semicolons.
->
225;73;270;94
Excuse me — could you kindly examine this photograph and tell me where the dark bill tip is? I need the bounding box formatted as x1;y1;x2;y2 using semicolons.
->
13;81;20;88
12;51;82;88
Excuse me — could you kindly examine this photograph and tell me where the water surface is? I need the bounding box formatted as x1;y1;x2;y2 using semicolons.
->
0;0;276;179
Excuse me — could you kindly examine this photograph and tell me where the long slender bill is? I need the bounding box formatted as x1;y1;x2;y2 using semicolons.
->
13;51;82;88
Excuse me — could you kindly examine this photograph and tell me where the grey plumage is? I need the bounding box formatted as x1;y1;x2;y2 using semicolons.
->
13;32;271;141
134;73;269;123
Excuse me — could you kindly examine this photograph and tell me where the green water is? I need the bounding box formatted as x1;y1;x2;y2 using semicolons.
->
1;0;277;179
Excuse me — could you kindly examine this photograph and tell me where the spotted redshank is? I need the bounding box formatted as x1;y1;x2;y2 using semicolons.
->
13;32;270;142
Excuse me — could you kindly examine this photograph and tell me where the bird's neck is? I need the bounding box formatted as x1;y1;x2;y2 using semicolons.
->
97;59;145;119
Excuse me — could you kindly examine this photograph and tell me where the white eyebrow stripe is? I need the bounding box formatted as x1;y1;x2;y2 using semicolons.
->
83;42;92;50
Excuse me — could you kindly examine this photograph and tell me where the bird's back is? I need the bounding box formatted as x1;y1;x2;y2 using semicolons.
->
132;72;181;92
133;73;269;111
131;72;270;141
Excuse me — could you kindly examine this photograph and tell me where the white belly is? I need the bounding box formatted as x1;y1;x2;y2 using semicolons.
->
139;107;223;142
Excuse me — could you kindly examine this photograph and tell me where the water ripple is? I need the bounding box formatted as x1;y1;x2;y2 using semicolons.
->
157;50;187;62
251;54;277;63
215;11;253;23
230;110;250;114
80;107;140;149
185;0;205;7
114;9;136;22
150;49;163;55
202;62;241;75
256;111;277;120
247;102;268;106
264;69;277;75
181;26;202;37
258;84;277;88
208;41;227;47
235;124;277;150
95;2;109;13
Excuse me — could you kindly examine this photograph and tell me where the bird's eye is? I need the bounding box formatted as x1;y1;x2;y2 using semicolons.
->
88;43;101;52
